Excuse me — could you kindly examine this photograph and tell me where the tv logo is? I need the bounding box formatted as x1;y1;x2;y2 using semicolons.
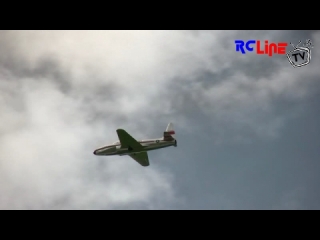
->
235;40;288;57
287;39;313;68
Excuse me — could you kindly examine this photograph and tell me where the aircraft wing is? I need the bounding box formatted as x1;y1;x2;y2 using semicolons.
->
129;152;150;167
116;129;143;151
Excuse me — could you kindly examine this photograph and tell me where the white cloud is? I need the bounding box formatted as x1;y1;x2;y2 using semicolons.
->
0;75;177;209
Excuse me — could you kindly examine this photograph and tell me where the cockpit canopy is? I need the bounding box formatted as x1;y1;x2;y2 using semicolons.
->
113;141;120;145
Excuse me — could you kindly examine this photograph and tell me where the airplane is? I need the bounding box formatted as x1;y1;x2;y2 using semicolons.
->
93;123;177;167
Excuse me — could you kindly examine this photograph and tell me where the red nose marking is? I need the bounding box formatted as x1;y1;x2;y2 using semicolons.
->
167;131;175;134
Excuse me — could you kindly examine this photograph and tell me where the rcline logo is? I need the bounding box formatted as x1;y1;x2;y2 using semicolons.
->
235;40;288;56
234;39;314;68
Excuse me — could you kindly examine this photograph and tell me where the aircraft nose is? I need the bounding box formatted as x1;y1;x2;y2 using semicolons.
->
93;150;97;155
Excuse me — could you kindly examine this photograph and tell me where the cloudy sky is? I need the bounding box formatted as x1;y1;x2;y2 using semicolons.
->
0;30;319;210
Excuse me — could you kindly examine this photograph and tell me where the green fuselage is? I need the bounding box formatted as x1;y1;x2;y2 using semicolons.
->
94;139;176;156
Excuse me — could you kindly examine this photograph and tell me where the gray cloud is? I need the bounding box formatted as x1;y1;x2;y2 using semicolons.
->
0;30;319;209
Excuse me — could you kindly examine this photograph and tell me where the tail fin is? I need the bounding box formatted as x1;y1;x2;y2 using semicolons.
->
163;122;175;141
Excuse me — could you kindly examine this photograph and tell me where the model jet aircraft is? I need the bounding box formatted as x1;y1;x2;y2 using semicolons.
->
93;123;177;167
